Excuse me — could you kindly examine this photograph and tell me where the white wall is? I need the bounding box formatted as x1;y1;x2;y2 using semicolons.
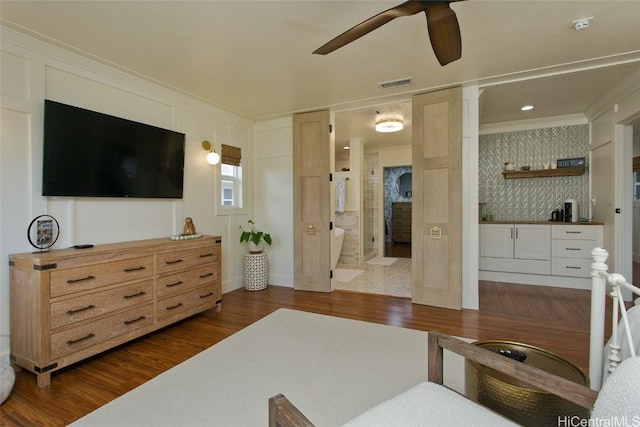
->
0;27;255;363
253;118;294;286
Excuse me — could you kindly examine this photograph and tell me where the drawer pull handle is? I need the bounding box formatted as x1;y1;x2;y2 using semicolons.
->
124;266;146;272
124;291;146;299
199;292;214;299
67;275;95;284
166;302;184;310
565;248;581;251
199;272;213;279
166;281;184;288
124;315;147;325
67;333;95;345
199;253;214;258
566;231;582;234
165;259;184;265
66;304;96;315
566;266;582;270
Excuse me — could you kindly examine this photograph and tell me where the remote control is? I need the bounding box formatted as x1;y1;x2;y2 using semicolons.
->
489;348;527;362
73;244;94;249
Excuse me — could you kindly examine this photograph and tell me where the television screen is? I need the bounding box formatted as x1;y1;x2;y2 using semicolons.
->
42;100;185;198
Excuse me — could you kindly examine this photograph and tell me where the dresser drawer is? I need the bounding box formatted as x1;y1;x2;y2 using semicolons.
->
50;256;153;298
156;284;219;322
156;246;218;275
50;280;152;329
552;240;596;259
156;265;218;299
50;304;153;359
552;225;597;240
551;258;592;278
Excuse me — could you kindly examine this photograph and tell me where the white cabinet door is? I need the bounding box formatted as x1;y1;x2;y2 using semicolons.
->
480;224;514;258
514;224;551;260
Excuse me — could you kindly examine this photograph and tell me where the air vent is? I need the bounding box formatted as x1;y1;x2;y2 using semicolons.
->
378;77;413;89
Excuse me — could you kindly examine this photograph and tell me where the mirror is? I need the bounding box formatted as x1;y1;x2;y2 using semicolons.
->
397;172;412;198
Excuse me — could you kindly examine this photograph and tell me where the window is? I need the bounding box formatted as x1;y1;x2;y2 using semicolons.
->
221;163;242;208
634;171;640;200
218;143;244;212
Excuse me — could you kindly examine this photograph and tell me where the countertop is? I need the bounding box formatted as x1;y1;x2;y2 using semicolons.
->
480;220;604;225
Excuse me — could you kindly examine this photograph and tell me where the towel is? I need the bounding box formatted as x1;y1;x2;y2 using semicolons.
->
335;177;345;213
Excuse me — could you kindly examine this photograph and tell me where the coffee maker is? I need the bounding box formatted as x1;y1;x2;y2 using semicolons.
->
563;198;578;222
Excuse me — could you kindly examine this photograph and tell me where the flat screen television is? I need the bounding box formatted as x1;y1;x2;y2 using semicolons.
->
42;100;185;198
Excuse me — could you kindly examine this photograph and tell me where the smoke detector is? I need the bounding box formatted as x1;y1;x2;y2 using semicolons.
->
572;17;593;31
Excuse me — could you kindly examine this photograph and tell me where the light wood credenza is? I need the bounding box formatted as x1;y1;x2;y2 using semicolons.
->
9;235;222;387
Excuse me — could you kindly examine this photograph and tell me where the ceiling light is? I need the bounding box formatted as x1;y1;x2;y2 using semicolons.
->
343;146;350;150
521;105;534;111
375;118;404;133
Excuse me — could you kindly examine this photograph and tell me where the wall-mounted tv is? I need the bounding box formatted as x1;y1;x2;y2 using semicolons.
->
42;100;185;198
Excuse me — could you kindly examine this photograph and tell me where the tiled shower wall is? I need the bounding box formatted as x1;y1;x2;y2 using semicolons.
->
479;125;589;221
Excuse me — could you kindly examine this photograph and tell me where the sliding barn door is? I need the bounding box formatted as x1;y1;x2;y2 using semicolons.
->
293;111;332;292
412;88;462;309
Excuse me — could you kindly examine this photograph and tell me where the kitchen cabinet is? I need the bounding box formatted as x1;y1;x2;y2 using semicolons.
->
480;224;551;275
479;222;603;289
551;224;602;278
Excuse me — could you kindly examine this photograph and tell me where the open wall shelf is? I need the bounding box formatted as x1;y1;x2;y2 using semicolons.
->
502;167;586;179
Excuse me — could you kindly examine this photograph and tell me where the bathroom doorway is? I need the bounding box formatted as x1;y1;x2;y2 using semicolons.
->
384;166;412;258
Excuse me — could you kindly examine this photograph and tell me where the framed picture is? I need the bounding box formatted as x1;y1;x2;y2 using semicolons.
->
28;215;60;252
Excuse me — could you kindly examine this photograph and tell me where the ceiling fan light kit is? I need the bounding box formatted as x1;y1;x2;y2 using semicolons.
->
375;118;404;133
313;0;465;66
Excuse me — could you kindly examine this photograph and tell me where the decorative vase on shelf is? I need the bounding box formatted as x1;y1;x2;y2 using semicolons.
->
247;241;264;254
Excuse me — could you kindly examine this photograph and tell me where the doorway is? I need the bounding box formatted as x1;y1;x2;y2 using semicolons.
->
384;166;412;258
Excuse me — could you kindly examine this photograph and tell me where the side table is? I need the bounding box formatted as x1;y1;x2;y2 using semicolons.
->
465;340;589;426
244;253;269;291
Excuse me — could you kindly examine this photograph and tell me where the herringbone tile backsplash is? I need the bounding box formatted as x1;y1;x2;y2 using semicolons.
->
479;125;589;221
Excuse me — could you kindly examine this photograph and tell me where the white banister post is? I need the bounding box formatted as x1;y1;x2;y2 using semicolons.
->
589;247;608;391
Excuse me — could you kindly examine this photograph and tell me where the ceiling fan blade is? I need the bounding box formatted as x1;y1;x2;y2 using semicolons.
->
313;1;427;55
425;3;462;66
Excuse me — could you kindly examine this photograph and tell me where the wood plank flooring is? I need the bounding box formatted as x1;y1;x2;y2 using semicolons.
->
1;282;598;427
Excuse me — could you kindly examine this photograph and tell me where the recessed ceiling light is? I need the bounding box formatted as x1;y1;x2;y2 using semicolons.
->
521;105;534;111
343;146;350;150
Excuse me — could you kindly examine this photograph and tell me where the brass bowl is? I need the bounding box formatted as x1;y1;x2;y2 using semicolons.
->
465;340;589;426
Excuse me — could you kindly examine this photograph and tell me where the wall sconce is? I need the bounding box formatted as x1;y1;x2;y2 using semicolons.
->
201;140;220;165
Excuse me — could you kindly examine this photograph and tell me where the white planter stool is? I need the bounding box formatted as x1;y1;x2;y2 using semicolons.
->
244;253;269;291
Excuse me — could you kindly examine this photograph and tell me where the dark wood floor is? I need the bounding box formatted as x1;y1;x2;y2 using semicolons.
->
1;281;599;427
385;241;411;258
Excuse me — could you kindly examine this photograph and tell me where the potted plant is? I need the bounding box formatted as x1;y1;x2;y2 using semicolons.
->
239;219;272;253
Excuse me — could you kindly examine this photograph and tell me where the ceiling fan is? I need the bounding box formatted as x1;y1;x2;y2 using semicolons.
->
313;0;466;66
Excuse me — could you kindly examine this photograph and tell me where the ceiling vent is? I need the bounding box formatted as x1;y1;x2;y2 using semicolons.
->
378;77;413;90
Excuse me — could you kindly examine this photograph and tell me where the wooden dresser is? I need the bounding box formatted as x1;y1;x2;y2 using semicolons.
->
392;202;412;243
9;235;222;387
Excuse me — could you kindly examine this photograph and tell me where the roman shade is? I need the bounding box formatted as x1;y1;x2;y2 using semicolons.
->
221;144;241;166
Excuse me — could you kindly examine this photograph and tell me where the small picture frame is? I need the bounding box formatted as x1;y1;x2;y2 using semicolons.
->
28;215;60;252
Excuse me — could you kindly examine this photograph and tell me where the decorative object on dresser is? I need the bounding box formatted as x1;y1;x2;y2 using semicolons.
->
9;235;222;387
27;214;60;253
391;202;411;243
183;217;196;235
